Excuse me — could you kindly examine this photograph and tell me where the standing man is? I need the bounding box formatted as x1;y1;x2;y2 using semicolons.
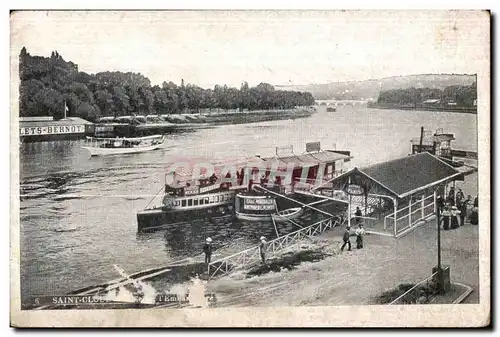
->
259;236;267;264
458;200;467;226
448;187;455;206
456;188;465;205
341;226;352;252
203;237;213;264
355;223;365;249
354;206;363;225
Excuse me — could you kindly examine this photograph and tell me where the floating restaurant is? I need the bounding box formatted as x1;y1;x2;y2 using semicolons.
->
137;142;352;232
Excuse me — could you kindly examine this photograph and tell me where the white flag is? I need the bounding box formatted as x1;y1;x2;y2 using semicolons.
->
65;102;69;113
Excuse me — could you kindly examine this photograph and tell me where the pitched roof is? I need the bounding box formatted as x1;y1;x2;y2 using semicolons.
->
325;152;462;199
360;152;461;198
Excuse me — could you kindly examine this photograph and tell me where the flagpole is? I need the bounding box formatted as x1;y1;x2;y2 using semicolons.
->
64;100;67;119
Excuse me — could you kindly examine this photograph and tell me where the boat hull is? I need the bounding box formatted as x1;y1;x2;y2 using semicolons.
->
235;207;304;222
234;211;273;222
82;143;163;156
137;204;233;232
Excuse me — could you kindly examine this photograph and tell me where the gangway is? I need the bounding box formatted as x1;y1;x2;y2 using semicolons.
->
252;185;335;218
207;215;346;278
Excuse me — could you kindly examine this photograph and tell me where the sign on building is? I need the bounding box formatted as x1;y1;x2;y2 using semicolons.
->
20;125;86;136
344;184;365;196
306;141;321;152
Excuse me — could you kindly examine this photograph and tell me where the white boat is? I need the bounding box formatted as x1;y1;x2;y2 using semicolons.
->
272;207;304;223
82;135;165;156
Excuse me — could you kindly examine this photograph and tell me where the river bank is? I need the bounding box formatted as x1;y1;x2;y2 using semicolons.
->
367;102;476;114
95;107;315;137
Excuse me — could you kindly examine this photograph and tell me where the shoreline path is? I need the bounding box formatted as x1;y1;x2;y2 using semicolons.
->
207;220;479;306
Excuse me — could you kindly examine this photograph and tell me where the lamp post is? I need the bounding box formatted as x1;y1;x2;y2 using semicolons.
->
437;195;442;271
435;194;444;293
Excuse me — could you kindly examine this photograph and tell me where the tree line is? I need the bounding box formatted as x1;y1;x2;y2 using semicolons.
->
19;48;315;122
377;83;477;106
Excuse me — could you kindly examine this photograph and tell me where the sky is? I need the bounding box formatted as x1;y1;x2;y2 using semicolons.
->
10;10;489;89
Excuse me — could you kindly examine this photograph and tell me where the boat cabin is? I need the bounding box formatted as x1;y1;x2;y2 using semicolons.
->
163;190;235;211
245;142;352;192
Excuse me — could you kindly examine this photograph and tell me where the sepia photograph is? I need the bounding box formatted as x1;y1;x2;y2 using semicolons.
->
9;10;490;327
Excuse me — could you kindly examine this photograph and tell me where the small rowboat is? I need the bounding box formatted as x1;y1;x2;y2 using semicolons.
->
82;135;165;156
272;207;304;223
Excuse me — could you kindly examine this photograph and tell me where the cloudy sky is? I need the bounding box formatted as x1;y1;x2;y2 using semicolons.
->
11;10;489;88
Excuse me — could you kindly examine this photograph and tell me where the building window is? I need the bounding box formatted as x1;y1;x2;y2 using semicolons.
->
182;200;186;207
194;199;199;206
188;199;192;207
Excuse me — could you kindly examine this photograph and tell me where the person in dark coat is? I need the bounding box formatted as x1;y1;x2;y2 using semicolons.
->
450;206;461;229
474;196;478;208
203;238;213;264
354;207;363;225
456;188;465;205
458;201;467;226
341;226;352;251
470;206;479;225
448;187;456;206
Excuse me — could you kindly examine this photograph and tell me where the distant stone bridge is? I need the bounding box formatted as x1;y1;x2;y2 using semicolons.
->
316;100;369;107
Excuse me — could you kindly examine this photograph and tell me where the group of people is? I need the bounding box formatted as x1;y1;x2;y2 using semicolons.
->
438;188;478;230
202;236;269;265
341;207;366;252
341;223;366;252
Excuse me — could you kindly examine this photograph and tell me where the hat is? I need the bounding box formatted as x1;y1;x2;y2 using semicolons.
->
206;237;212;242
260;236;266;241
452;206;458;210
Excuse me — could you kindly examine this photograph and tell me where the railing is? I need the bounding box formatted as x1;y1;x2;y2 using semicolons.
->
385;194;435;235
389;271;439;305
207;216;346;279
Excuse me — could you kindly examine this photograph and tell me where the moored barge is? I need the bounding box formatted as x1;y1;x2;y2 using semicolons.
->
137;142;352;232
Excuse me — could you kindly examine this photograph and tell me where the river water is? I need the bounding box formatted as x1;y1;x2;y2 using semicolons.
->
18;106;478;304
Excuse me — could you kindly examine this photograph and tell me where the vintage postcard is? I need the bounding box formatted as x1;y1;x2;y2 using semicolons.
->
10;10;490;327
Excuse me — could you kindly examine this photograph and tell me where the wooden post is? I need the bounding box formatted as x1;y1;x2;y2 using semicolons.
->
408;196;412;227
421;194;425;218
393;198;398;236
433;190;437;214
364;190;368;216
453;180;456;204
348;194;352;228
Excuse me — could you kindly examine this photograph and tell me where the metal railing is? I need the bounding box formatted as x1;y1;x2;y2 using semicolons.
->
389;271;439;305
207;215;345;279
